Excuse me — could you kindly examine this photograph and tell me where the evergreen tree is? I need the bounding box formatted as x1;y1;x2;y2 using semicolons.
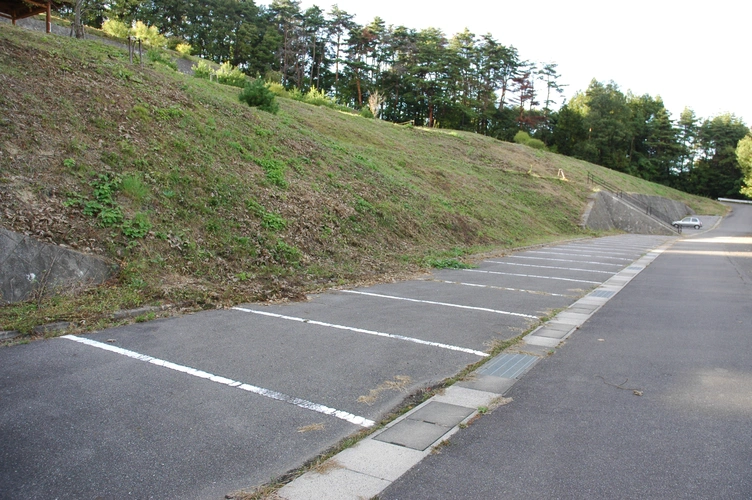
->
736;133;752;198
693;114;749;198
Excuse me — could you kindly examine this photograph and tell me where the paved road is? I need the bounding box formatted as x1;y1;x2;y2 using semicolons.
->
0;230;690;499
381;204;752;499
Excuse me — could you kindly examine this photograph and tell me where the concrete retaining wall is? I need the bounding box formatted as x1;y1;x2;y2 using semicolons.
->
583;191;685;235
0;228;117;305
628;194;694;221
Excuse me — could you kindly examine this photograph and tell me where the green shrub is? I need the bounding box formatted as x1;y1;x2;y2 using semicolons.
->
239;80;279;114
525;138;546;150
215;62;247;88
514;130;547;150
302;87;335;107
266;82;288;97
513;131;532;144
102;19;129;39
191;60;212;79
359;107;374;118
131;21;166;48
175;43;192;57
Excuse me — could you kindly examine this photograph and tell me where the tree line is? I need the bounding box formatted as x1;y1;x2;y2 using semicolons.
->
63;0;752;199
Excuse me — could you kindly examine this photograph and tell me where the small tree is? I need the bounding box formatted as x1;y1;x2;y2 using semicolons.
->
72;0;86;39
239;80;279;114
102;18;129;39
131;21;166;48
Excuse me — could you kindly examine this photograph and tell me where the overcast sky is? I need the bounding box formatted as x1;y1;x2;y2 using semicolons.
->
261;0;751;126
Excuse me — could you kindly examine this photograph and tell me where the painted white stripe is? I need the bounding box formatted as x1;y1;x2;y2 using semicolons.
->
526;250;633;261
436;280;572;297
556;245;637;256
339;290;539;320
232;307;490;357
464;268;601;285
510;255;623;267
486;261;617;275
61;335;375;428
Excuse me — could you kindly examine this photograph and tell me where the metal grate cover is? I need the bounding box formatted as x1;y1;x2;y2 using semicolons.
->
477;353;538;379
590;290;615;298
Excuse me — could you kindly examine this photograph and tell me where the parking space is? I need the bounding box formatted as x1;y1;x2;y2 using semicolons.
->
0;234;675;498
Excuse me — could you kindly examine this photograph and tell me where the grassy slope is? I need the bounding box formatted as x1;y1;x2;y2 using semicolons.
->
0;25;725;334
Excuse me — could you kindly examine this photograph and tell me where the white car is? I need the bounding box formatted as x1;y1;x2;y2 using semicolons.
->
672;217;702;229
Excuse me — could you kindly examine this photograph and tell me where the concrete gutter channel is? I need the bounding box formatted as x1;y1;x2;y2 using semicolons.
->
276;242;674;500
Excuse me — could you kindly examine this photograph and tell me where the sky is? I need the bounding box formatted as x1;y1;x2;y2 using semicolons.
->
260;0;751;126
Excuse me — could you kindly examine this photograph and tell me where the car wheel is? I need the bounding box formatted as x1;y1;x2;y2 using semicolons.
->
673;224;679;228
694;225;700;229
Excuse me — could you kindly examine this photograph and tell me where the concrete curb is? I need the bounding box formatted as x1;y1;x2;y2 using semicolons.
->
276;239;677;500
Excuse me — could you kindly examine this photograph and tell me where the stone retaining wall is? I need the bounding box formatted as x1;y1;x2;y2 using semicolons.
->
0;228;117;305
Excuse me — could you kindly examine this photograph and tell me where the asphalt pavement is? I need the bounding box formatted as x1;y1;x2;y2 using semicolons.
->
1;219;728;499
380;204;752;499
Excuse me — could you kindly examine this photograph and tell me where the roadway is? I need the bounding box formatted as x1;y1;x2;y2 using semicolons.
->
381;203;752;499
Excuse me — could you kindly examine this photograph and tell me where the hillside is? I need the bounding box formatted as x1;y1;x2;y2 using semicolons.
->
0;24;725;335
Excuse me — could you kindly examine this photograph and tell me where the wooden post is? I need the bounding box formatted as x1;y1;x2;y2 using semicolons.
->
46;0;51;33
139;39;143;66
128;36;133;64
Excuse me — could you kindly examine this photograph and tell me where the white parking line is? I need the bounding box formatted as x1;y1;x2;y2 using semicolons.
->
525;250;633;261
339;290;539;319
509;255;623;267
464;269;601;285
486;261;617;275
555;245;638;256
232;307;490;357
435;280;572;297
61;335;376;428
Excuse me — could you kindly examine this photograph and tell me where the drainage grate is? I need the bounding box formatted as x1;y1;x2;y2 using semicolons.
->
477;353;538;379
626;265;643;271
590;290;615;298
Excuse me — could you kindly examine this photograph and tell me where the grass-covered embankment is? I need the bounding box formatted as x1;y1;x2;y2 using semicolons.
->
0;24;725;335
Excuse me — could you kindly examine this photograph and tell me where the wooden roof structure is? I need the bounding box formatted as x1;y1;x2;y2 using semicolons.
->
0;1;66;33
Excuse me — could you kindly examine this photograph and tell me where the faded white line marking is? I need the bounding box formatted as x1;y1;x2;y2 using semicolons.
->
509;255;623;267
435;279;572;298
526;250;633;261
232;307;490;357
555;245;638;256
61;335;375;428
339;290;539;320
464;269;601;285
486;261;617;275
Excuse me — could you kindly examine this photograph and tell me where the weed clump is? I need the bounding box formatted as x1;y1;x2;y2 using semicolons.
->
426;258;474;269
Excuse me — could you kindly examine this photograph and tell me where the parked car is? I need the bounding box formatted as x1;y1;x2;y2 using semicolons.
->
672;216;703;229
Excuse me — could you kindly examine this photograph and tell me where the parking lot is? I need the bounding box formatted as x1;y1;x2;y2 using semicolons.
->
0;233;674;498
